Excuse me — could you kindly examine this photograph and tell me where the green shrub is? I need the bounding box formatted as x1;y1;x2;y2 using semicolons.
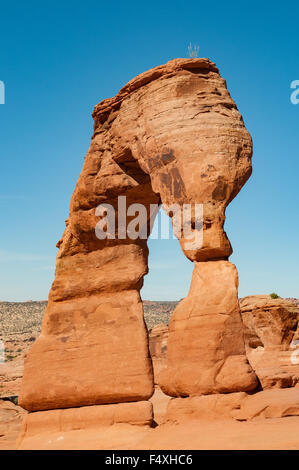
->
6;354;15;361
270;292;280;299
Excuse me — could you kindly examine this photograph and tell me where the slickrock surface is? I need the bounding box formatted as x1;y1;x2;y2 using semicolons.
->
20;57;256;413
4;388;299;450
135;417;299;450
233;385;299;421
15;396;299;450
164;386;299;423
240;295;299;389
14;418;299;450
17;401;153;450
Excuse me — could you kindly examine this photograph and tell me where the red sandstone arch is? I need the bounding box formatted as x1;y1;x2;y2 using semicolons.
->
19;58;257;414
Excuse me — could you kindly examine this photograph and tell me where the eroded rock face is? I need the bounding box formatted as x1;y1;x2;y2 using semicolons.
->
19;58;255;412
164;386;299;423
0;400;27;450
149;324;169;384
17;401;153;450
159;261;258;396
240;295;299;389
233;385;299;421
165;392;248;422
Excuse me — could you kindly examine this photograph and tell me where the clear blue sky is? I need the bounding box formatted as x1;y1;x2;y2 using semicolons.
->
0;1;298;301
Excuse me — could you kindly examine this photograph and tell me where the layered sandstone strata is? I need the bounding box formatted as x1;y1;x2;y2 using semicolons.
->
17;401;152;449
164;386;299;423
19;57;256;429
241;295;299;388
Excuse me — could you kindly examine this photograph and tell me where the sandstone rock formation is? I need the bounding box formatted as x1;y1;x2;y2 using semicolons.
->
241;295;299;389
159;261;258;396
164;386;299;423
19;57;257;446
165;392;248;422
149;324;169;384
0;399;26;450
17;401;152;450
232;385;299;421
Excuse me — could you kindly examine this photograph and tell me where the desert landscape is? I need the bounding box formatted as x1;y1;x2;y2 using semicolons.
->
1;0;299;456
0;56;299;452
